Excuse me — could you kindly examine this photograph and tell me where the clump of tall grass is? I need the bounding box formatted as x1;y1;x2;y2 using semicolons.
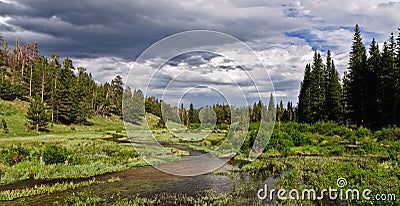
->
0;179;98;201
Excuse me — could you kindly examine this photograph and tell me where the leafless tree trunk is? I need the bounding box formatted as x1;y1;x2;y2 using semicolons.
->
53;70;58;122
29;65;33;97
41;70;45;101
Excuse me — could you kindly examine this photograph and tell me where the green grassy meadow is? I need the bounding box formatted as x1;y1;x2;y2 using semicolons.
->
0;100;191;202
1;100;399;205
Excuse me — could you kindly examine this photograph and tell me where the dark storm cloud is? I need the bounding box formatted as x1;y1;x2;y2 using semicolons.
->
1;0;399;106
0;0;306;60
148;74;174;89
273;80;301;92
0;0;193;58
1;0;398;62
0;1;24;16
164;52;242;73
158;76;236;87
168;53;209;67
0;23;16;32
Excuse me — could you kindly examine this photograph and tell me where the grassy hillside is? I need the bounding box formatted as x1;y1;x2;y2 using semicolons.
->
0;100;29;137
0;100;125;138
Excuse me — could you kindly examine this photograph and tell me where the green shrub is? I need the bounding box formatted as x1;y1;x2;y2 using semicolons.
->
326;125;354;138
42;144;71;165
362;140;380;154
311;121;328;135
1;119;8;133
354;148;366;155
388;141;400;160
291;130;311;146
375;126;400;141
355;126;372;139
113;149;139;163
328;144;345;156
265;132;294;156
63;190;100;206
1;145;30;166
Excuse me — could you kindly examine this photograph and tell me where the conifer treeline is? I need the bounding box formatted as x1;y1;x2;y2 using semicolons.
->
298;25;400;129
4;24;398;130
0;35;280;128
0;37;126;125
145;93;281;129
298;50;342;124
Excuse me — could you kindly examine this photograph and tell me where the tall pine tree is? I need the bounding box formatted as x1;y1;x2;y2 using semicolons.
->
26;95;49;132
347;24;368;126
298;64;312;123
394;29;400;125
366;38;381;128
267;93;275;122
56;59;77;124
381;35;397;126
325;50;343;122
310;51;327;122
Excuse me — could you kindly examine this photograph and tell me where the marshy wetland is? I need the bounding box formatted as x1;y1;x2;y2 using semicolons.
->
1;100;399;205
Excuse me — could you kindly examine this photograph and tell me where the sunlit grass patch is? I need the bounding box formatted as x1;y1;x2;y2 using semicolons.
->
0;100;125;138
0;178;98;201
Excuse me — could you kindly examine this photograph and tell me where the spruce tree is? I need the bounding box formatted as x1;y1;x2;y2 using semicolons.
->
110;75;124;116
267;93;275;122
56;59;77;124
282;102;293;122
26;95;49;132
287;102;293;121
298;64;312;123
366;38;382;128
394;29;400;125
251;102;257;122
277;101;284;122
49;53;61;122
251;100;263;122
347;24;368;126
179;102;184;124
397;29;400;66
342;71;351;124
123;89;145;125
381;36;397;126
310;51;326;122
75;67;92;123
188;103;199;125
325;51;343;122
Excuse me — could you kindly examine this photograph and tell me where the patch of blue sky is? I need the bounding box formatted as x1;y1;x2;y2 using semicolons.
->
284;7;314;19
284;29;338;52
319;25;382;43
282;4;324;23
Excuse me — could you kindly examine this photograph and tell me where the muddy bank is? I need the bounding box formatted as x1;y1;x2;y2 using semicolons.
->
3;142;279;205
1;142;228;191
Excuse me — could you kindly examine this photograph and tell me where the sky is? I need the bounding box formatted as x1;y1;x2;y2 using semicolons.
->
0;0;399;107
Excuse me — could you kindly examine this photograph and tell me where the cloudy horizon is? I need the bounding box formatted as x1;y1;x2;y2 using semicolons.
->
0;0;399;107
